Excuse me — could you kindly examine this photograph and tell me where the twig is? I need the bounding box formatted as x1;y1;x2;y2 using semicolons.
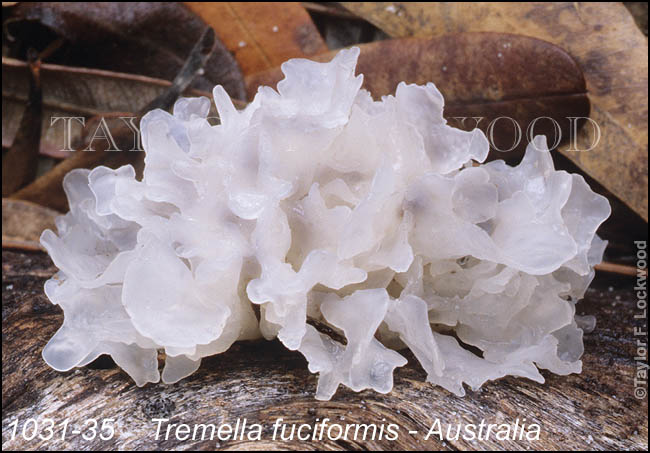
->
1;239;44;252
595;261;638;276
144;27;216;111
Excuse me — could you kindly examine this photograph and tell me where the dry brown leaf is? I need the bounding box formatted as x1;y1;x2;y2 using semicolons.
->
3;57;201;159
8;2;245;99
185;2;328;77
2;56;41;195
3;57;246;160
10;29;225;212
302;2;359;19
246;33;589;161
341;2;648;221
2;198;59;251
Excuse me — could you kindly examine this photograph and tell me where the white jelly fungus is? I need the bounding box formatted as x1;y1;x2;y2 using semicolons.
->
41;47;611;400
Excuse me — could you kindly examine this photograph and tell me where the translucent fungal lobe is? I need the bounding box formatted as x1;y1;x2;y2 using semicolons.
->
41;48;611;399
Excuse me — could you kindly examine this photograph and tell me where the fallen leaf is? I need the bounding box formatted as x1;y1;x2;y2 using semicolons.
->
185;2;328;77
10;28;223;212
341;2;648;221
246;33;590;161
624;2;648;36
302;2;359;20
304;2;390;50
3;57;245;159
2;198;59;251
2;54;41;196
7;2;246;99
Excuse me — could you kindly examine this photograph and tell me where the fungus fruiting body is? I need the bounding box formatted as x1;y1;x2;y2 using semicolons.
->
41;48;611;400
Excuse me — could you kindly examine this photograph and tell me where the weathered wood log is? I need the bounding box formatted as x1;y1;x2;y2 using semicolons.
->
1;250;648;450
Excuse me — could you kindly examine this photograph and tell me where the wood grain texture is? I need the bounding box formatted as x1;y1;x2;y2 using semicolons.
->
2;250;647;450
185;2;328;77
340;2;649;221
